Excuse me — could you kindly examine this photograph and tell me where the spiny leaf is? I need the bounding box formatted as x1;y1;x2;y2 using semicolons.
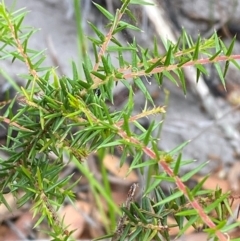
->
163;70;179;86
177;69;187;95
177;56;191;67
143;121;155;145
101;55;112;75
209;49;222;61
130;0;154;5
128;227;142;241
154;191;183;207
119;224;131;241
196;67;201;83
118;50;124;68
191;175;209;196
123;113;131;136
88;22;105;41
223;60;229;78
125;8;137;22
112;24;129;35
88;36;102;45
173;153;182;176
176;216;198;237
164;46;173;66
181;161;208;182
130;202;148;223
93;3;114;21
82;62;93;84
145;58;164;74
214;62;226;90
193;35;201;60
107;45;137;52
91;71;106;81
214;31;221;52
226;35;236;57
204;193;229;214
120;0;131;13
134;77;154;105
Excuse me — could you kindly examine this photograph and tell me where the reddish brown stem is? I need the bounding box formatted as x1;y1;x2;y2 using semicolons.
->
117;127;228;241
122;55;240;79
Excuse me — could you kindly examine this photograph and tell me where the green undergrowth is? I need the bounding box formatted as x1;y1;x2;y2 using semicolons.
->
0;1;240;241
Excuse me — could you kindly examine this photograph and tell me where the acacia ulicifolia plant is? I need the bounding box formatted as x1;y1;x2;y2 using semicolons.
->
0;1;240;240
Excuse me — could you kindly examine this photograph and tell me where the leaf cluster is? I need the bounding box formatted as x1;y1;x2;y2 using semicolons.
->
111;187;233;241
0;1;240;240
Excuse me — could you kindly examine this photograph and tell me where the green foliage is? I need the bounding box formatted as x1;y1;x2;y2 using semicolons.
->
0;1;239;240
111;186;232;241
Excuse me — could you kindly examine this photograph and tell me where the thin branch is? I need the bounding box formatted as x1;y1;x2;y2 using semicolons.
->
121;55;240;79
0;116;33;132
116;126;228;241
5;14;39;84
93;5;125;73
116;106;166;127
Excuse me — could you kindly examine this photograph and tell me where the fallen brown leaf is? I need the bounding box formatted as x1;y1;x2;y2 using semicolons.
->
60;201;91;239
3;212;33;241
103;154;138;183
